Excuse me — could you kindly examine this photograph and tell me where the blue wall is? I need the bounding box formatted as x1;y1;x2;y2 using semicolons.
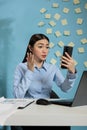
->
0;0;87;130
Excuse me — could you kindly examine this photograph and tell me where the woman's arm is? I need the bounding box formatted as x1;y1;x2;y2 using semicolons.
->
13;63;33;98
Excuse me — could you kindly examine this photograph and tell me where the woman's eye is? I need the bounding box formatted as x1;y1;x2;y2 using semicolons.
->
46;46;49;49
38;46;49;49
38;46;42;48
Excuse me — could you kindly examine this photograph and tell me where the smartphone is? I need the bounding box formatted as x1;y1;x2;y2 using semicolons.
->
61;46;73;69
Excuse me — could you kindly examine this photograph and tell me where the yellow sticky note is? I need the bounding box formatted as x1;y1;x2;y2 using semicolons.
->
49;21;56;27
45;14;51;19
38;21;45;27
61;19;68;25
73;0;80;5
76;29;83;35
54;13;61;20
80;38;87;44
74;60;78;66
49;42;54;48
52;3;59;8
63;30;70;36
77;18;83;24
55;31;61;37
63;8;69;13
68;42;75;47
84;61;87;68
84;3;87;9
58;41;64;47
50;58;57;65
78;47;85;53
74;8;82;13
55;51;61;57
40;8;47;13
46;28;52;34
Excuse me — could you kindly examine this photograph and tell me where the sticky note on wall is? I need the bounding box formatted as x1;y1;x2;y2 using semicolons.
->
52;3;59;8
49;42;54;48
54;13;61;20
76;29;83;35
73;0;80;5
84;61;87;68
78;47;85;53
50;58;57;64
55;31;61;37
80;38;87;44
74;8;82;13
46;28;52;34
38;21;45;27
49;20;56;27
63;7;69;13
63;30;70;36
40;8;47;13
68;42;75;47
45;14;51;19
76;18;83;25
61;19;68;25
55;51;61;57
58;41;64;47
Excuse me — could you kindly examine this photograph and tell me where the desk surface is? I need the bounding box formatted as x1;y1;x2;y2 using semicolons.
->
4;100;87;126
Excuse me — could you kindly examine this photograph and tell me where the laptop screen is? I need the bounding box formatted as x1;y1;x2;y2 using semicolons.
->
72;71;87;107
48;71;87;107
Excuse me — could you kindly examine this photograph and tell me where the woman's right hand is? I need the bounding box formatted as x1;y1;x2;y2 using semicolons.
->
26;52;34;71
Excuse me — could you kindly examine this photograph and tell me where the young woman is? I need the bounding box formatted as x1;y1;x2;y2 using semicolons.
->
13;33;77;99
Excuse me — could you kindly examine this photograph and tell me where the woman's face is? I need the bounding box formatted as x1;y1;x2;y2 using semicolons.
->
31;39;49;62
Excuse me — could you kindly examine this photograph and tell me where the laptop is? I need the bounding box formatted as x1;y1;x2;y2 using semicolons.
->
50;70;87;107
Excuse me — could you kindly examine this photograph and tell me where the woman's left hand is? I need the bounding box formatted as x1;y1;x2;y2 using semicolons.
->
61;52;76;74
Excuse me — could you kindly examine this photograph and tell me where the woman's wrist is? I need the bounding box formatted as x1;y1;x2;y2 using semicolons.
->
69;68;77;74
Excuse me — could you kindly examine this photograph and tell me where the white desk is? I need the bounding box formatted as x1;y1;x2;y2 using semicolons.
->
4;100;87;126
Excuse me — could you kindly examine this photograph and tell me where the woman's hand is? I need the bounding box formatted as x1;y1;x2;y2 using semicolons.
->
26;52;34;71
61;52;76;74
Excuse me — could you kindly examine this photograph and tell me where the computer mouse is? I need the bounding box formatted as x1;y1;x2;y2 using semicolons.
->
36;98;50;105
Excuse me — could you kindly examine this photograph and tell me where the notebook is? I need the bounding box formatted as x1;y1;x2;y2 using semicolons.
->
50;70;87;107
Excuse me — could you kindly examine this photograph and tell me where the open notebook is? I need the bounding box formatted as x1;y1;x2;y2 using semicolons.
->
49;70;87;107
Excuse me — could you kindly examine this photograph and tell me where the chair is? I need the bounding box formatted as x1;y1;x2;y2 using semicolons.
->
50;90;59;98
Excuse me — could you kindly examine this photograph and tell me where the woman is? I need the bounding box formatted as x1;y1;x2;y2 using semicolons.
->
12;33;77;130
13;33;77;99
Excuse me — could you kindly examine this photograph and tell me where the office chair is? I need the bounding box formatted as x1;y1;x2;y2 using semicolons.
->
50;90;59;98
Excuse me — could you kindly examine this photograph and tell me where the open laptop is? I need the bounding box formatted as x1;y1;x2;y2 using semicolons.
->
50;70;87;107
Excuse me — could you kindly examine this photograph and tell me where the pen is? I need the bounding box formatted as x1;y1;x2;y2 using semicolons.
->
17;100;35;109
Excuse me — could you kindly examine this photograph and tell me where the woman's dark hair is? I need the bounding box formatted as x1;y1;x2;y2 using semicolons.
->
22;33;49;63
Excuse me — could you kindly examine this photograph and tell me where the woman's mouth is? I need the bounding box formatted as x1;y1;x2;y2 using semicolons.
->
42;55;46;58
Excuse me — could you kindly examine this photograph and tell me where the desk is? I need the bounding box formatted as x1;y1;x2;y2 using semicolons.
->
4;100;87;126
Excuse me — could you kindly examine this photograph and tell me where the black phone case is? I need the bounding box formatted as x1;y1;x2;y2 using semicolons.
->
61;46;73;69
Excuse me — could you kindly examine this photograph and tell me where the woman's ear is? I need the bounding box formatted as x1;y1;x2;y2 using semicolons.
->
29;45;33;53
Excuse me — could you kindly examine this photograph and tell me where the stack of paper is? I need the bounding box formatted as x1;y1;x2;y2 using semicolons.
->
0;97;34;125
